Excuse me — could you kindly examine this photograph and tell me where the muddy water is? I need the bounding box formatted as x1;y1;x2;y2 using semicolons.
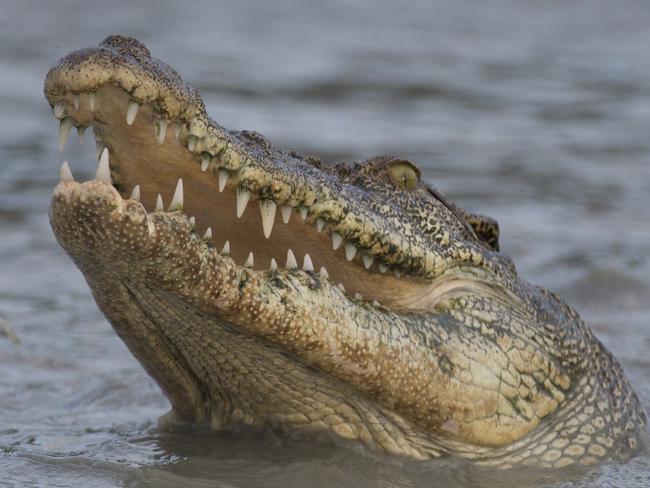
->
1;0;649;486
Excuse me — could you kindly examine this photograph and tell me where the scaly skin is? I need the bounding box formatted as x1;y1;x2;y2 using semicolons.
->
45;36;645;468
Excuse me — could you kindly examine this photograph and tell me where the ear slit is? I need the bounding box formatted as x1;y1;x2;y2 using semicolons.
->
465;213;500;252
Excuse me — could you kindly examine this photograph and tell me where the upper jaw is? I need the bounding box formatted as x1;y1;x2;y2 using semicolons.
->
44;35;204;122
45;35;457;307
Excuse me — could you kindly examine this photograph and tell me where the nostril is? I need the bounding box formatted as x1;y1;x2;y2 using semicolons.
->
100;35;151;59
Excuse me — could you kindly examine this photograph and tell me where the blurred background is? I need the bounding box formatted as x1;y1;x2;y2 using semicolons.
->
0;0;648;486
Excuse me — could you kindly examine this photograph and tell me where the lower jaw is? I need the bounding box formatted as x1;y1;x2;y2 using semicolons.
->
93;270;444;459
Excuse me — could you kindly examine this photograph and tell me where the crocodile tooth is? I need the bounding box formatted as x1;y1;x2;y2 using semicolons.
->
58;117;74;151
59;161;73;182
244;252;254;268
95;142;105;161
155;194;164;211
221;240;230;254
87;92;96;111
201;154;210;172
174;122;182;138
126;101;140;125
169;178;183;210
189;216;196;227
285;249;298;269
281;205;292;224
338;283;346;293
76;125;86;144
299;206;308;221
319;266;329;279
187;135;198;151
269;258;278;271
155;120;167;144
203;227;212;240
259;200;277;238
96;148;111;183
218;169;229;191
378;263;388;274
344;242;357;261
93;127;103;142
72;93;80;111
362;254;374;269
331;232;343;250
355;293;363;300
53;102;65;119
302;254;314;272
372;300;380;307
236;187;251;218
130;185;140;201
316;218;325;232
394;270;402;278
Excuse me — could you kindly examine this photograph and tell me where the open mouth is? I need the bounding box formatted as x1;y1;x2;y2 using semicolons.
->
45;37;447;311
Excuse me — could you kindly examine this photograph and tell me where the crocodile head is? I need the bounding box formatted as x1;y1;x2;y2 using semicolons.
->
45;36;644;468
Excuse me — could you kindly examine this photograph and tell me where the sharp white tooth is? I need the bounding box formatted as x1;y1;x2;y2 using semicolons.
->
201;154;210;172
315;218;325;232
259;200;277;238
174;122;182;138
187;135;198;151
53;102;65;119
76;125;86;144
344;242;357;261
221;240;230;254
130;185;140;201
203;227;212;240
362;254;374;269
355;293;363;300
281;205;292;224
126;101;140;125
338;283;346;293
270;258;278;271
285;249;298;269
319;266;329;279
236;187;251;218
59;161;74;182
155;120;167;144
169;178;183;210
218;169;229;191
302;254;314;272
394;270;402;278
58;117;74;151
331;232;343;250
244;252;254;268
378;263;388;274
299;206;308;221
189;216;196;227
96;148;111;183
88;92;96;111
155;194;164;211
94;141;104;160
72;94;80;111
95;142;106;161
372;300;380;307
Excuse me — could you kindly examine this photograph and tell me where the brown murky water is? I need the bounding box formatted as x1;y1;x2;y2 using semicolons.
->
1;0;649;486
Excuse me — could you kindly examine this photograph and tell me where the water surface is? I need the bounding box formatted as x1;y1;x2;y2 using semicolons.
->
1;1;649;486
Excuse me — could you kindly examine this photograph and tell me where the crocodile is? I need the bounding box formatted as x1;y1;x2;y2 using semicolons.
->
44;35;645;469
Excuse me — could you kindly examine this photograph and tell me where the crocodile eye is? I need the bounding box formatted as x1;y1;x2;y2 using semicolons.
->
388;161;420;190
